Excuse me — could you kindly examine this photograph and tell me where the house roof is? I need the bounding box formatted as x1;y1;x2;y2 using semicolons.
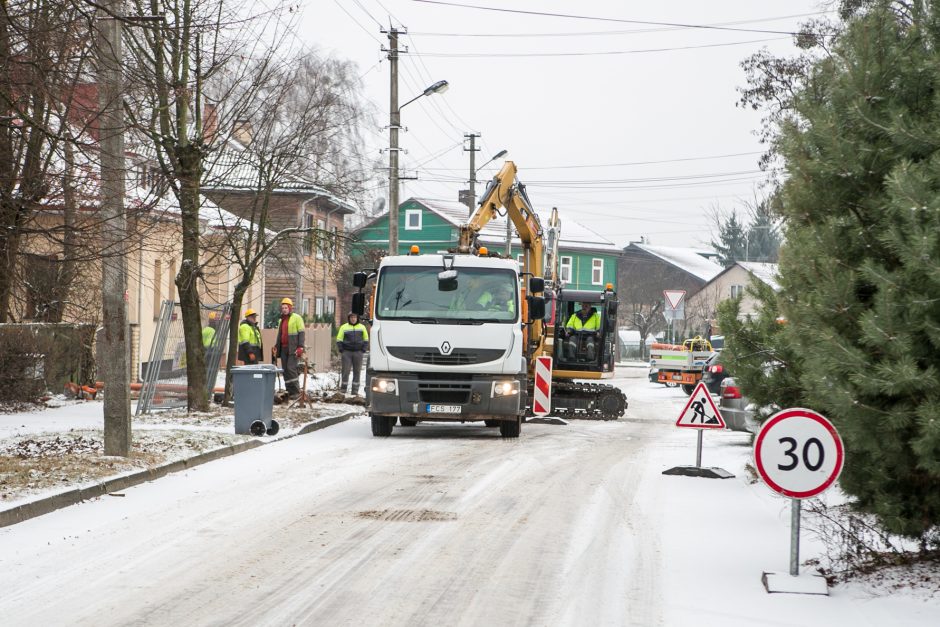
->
375;197;621;254
735;261;780;291
126;185;276;236
200;141;358;214
626;243;724;282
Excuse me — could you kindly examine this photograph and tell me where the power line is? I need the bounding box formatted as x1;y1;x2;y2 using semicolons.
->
421;151;764;170
411;37;789;58
408;11;833;37
332;0;384;44
411;1;829;36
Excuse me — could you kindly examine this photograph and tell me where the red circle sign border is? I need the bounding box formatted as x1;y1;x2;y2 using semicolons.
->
754;407;845;499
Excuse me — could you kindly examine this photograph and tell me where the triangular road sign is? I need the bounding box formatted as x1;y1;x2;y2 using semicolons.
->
676;382;726;429
663;289;686;310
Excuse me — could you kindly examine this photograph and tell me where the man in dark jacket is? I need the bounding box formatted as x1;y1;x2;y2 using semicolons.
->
336;312;369;395
237;308;263;365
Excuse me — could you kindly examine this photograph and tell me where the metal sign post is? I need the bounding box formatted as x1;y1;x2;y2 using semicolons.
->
754;407;845;594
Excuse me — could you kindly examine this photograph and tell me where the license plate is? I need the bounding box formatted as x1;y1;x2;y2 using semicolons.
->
427;404;461;414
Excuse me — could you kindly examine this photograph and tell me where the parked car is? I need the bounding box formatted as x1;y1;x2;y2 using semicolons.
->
648;366;679;388
718;377;759;433
700;352;730;395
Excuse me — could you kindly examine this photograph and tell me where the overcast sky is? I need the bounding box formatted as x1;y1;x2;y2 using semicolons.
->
300;0;829;249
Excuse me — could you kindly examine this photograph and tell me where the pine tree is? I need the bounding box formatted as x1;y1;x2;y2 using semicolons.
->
709;211;747;266
745;2;940;541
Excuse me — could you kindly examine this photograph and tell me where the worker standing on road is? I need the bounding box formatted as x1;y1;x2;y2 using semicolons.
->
202;312;218;348
564;301;601;360
237;308;263;365
274;298;305;400
336;312;369;395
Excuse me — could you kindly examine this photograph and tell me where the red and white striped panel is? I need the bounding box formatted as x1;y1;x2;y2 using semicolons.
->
532;356;553;417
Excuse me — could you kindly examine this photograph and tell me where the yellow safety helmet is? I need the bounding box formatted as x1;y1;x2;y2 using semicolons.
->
281;297;293;307
208;311;218;320
244;308;257;317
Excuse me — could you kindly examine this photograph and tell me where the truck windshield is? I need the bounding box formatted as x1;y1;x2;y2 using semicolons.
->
375;266;518;323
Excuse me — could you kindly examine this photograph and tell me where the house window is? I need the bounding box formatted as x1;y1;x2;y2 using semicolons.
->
560;256;572;284
591;259;604;285
303;214;315;256
316;219;326;260
516;254;524;269
302;298;310;316
730;284;745;299
327;297;335;314
330;226;339;260
315;297;324;316
405;209;422;230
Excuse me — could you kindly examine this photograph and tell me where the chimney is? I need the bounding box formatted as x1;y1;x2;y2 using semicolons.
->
233;118;252;146
203;103;219;143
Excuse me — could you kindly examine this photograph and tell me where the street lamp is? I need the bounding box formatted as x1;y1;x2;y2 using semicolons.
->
388;79;449;254
469;148;507;214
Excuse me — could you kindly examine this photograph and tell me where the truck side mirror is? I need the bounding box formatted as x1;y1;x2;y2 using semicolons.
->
351;293;365;316
607;299;618;317
527;295;545;321
528;277;545;293
353;271;368;288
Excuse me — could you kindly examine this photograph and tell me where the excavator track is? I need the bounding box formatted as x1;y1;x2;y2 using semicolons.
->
528;380;627;421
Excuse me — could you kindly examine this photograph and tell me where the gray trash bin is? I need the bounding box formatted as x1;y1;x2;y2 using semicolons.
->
232;364;280;436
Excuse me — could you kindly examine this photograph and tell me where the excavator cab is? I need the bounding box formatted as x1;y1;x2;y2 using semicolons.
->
552;288;618;375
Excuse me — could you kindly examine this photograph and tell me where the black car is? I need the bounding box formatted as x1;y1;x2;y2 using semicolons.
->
700;352;730;395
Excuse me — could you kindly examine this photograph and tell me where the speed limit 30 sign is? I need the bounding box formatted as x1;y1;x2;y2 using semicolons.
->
754;408;845;499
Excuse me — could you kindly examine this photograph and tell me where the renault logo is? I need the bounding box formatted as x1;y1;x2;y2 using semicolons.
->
440;341;452;355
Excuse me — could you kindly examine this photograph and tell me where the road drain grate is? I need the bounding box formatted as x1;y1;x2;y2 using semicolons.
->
356;509;457;522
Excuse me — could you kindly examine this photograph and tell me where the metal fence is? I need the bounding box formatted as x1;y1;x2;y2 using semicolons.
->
137;301;231;414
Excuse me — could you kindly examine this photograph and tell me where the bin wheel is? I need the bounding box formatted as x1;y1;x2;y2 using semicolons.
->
250;420;267;436
399;418;417;427
266;419;280;436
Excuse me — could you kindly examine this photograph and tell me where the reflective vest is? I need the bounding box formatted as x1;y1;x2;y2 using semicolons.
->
277;312;306;353
202;326;216;348
477;291;515;314
565;309;600;331
336;322;369;352
237;320;263;362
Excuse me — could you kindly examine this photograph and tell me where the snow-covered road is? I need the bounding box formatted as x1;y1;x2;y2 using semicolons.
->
1;368;937;626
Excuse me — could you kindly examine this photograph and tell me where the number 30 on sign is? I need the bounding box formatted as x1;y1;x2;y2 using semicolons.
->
754;408;845;499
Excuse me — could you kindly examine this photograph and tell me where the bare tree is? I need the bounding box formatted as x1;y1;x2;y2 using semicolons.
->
121;0;297;410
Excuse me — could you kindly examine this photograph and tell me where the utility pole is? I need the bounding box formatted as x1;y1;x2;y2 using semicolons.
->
97;0;131;456
464;132;480;216
383;27;405;255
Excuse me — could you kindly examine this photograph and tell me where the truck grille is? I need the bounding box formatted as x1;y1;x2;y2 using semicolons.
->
387;347;504;365
418;382;472;404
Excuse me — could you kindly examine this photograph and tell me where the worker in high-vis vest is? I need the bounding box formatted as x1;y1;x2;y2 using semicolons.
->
336;312;369;395
564;301;601;360
273;298;305;399
237;308;263;365
202;311;218;348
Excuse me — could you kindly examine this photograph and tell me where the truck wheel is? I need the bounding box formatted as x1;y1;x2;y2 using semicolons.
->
681;383;695;395
499;418;521;438
484;419;500;427
399;418;417;427
371;415;395;437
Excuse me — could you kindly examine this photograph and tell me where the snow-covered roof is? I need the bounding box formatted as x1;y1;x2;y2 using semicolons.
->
410;197;621;254
738;262;780;291
201;142;358;214
126;186;275;236
628;243;724;282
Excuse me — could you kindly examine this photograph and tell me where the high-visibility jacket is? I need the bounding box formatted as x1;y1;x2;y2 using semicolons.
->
476;291;515;314
336;322;369;352
565;309;600;331
202;326;216;348
237;320;263;362
276;312;306;353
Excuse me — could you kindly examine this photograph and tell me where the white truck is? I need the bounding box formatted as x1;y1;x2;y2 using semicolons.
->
354;252;537;438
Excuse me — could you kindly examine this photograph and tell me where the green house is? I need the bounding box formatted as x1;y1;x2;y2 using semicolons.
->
354;198;620;290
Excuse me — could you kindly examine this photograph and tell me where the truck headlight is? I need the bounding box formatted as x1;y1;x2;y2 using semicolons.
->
492;380;519;397
372;378;398;395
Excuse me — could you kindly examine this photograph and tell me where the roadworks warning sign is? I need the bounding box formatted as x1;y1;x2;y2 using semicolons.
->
675;382;726;429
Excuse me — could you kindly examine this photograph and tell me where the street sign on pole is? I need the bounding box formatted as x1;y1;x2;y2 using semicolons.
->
663;289;686;310
755;407;844;594
675;382;725;429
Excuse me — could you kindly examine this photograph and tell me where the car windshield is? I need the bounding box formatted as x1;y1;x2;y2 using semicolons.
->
375;266;518;323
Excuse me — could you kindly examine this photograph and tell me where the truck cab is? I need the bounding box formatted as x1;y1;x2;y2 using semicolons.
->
361;253;529;437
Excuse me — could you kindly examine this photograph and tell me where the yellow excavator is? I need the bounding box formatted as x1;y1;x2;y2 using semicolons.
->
459;161;627;420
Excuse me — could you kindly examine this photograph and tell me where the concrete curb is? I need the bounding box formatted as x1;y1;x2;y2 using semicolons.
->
0;409;362;529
